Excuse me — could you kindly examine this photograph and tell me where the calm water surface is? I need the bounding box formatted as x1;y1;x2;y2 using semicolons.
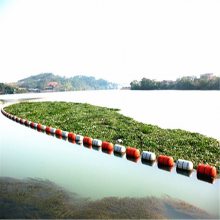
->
0;90;220;217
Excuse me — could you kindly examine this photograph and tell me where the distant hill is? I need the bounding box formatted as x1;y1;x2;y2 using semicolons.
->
17;73;118;91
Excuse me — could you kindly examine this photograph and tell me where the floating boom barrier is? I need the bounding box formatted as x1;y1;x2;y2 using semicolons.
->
1;108;218;183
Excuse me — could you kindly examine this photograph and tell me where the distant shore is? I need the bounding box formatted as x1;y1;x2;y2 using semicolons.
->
130;74;220;90
4;101;220;172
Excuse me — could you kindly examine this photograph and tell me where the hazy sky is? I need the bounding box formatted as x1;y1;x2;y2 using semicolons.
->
0;0;219;85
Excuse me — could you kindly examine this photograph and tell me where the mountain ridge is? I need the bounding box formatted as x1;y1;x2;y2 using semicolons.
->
17;73;118;91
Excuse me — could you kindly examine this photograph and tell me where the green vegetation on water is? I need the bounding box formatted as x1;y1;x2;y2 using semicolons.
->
4;102;220;172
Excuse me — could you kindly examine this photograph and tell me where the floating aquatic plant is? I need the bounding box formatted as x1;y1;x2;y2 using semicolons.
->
4;101;220;172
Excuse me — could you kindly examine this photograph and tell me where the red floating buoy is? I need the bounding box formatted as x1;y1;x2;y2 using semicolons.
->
19;118;24;124
68;132;76;141
45;126;51;134
83;136;93;146
55;129;62;136
37;124;42;131
30;122;35;128
157;155;174;167
24;120;29;126
197;164;217;178
126;147;140;158
101;141;114;151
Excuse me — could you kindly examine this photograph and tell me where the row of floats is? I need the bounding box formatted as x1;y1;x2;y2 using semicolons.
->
1;108;218;183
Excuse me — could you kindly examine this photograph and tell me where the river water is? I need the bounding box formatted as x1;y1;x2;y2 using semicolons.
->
0;90;219;218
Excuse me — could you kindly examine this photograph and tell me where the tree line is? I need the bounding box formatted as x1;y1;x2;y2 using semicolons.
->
0;83;15;94
130;74;220;90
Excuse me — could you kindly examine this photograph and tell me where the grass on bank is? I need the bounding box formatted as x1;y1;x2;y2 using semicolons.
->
4;101;220;172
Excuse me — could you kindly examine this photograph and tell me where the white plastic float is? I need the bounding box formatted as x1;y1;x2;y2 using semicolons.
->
92;139;102;147
176;159;193;171
114;144;126;154
141;151;156;161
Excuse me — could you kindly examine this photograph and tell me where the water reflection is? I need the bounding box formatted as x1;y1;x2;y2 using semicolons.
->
0;177;215;219
126;155;140;163
157;164;173;172
83;143;92;149
113;151;126;158
92;145;101;151
176;168;193;177
197;173;215;184
141;159;155;167
102;148;113;155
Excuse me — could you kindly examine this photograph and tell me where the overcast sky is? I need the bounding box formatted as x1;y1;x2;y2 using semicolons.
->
0;0;219;85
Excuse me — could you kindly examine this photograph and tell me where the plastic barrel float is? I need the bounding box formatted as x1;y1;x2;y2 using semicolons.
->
41;125;46;132
176;159;193;171
45;126;51;134
92;139;102;151
101;141;114;154
176;159;193;177
157;155;174;171
92;139;102;147
30;122;35;129
75;134;83;143
50;127;56;135
197;164;217;183
83;136;93;148
19;118;25;125
55;129;62;137
24;120;29;126
114;144;126;154
37;123;42;132
141;151;156;161
126;147;140;162
68;132;76;142
114;144;126;157
61;131;69;138
141;151;156;166
126;147;140;158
